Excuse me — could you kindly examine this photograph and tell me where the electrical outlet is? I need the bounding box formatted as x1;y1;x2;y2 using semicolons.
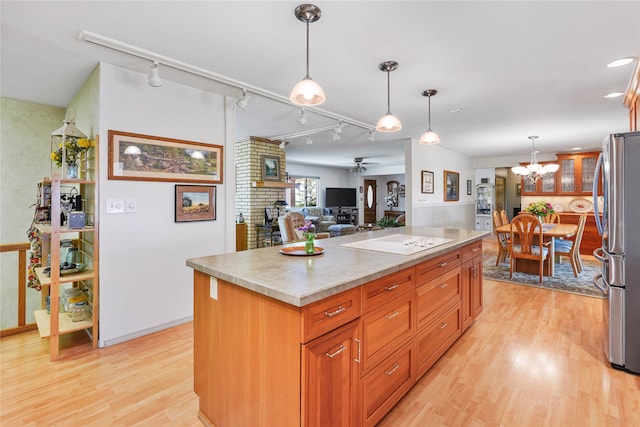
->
106;198;125;214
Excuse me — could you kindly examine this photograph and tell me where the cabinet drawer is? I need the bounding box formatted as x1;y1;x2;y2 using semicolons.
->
416;266;461;331
461;241;483;262
361;292;414;372
416;250;461;284
415;300;462;378
361;341;414;427
302;287;361;343
361;267;415;312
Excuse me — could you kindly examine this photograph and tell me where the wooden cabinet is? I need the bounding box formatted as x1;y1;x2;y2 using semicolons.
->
521;161;557;195
461;241;483;332
34;174;99;361
192;239;484;427
303;319;360;427
235;222;247;251
556;152;601;195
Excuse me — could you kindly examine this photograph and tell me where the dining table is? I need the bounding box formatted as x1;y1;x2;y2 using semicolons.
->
495;222;578;277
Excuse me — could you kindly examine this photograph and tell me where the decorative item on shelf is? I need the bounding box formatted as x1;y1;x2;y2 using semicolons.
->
50;109;90;179
524;201;555;221
511;135;559;183
298;221;316;254
385;192;398;208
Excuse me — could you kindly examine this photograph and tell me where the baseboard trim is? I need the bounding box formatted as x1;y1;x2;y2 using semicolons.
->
99;316;193;347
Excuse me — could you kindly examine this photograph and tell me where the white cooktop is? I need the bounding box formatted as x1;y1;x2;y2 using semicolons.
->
341;234;453;255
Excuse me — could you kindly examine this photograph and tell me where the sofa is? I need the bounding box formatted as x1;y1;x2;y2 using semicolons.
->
301;207;336;233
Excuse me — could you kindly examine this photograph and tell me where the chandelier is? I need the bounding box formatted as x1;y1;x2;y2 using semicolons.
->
511;135;559;182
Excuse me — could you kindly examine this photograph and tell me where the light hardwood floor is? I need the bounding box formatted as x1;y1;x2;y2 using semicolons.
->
2;277;639;426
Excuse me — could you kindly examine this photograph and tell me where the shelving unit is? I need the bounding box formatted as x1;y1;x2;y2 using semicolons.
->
33;134;99;361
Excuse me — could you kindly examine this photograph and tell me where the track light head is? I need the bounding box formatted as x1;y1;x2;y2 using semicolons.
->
237;89;250;109
279;139;287;150
368;130;375;142
297;108;307;125
148;61;162;87
305;136;313;146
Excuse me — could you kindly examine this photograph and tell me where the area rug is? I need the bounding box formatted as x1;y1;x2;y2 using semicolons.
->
482;244;604;298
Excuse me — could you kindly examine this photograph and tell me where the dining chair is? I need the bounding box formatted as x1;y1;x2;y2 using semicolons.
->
493;211;509;265
553;213;587;277
542;213;560;224
500;209;509;226
509;213;550;283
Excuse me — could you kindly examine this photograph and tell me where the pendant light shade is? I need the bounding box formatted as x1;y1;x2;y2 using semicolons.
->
376;61;402;132
419;89;440;144
290;4;325;106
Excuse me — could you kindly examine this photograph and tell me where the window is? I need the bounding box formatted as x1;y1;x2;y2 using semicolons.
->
290;176;319;207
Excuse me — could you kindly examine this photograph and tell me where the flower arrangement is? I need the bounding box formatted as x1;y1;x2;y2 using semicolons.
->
297;221;316;241
524;201;555;218
51;137;92;166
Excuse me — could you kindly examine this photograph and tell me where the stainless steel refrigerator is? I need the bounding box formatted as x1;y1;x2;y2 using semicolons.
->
593;131;640;375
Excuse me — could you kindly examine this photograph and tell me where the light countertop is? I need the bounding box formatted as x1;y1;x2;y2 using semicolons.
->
187;226;487;307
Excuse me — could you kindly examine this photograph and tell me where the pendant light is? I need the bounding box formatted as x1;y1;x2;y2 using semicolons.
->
376;61;402;132
419;89;440;144
290;4;326;106
511;136;559;182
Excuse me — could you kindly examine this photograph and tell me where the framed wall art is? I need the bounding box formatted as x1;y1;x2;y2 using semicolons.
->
444;170;460;201
175;185;216;222
108;130;223;183
421;170;434;194
467;180;472;196
261;155;280;181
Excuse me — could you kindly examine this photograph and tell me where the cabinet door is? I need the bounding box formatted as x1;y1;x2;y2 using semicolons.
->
302;319;360;427
462;255;483;331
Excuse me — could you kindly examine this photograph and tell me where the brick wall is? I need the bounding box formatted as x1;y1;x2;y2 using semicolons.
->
236;136;286;249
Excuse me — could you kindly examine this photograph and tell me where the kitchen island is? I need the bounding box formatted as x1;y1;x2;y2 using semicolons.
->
187;226;487;427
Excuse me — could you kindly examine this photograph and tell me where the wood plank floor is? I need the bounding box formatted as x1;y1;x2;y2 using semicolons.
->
2;276;639;426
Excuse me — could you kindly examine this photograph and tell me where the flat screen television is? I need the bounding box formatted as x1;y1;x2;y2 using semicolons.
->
325;187;357;208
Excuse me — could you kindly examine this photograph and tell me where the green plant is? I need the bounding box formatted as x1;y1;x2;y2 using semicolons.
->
376;217;401;228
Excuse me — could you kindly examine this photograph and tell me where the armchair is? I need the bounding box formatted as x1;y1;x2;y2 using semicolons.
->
278;212;330;243
301;207;336;232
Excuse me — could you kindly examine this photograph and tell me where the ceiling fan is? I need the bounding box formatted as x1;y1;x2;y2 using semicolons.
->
350;157;372;174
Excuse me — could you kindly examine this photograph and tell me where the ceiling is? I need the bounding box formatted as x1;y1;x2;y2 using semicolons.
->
2;1;638;170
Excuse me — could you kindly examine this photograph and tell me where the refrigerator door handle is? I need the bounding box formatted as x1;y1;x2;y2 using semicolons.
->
593;153;605;236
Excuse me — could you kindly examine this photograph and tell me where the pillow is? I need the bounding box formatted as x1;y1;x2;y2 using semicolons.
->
321;215;335;221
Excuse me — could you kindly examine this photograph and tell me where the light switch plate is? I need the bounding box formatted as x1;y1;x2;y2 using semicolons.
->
125;198;137;213
106;198;125;214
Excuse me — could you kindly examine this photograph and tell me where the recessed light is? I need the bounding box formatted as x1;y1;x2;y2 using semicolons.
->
607;57;636;68
603;92;624;99
572;147;582;151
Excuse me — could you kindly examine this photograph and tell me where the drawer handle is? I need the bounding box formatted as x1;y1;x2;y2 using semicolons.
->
324;306;346;317
438;282;448;289
325;344;346;358
384;283;399;291
354;338;361;363
385;310;400;320
472;247;480;252
438;321;448;330
385;363;400;375
438;261;449;268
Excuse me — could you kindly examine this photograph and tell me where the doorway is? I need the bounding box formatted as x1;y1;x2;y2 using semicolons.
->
364;179;377;224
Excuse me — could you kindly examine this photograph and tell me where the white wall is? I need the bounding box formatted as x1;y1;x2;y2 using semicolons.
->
96;63;233;346
407;139;475;229
286;162;352;208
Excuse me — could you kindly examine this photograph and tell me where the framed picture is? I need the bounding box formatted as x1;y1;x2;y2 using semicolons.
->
516;183;522;196
467;180;472;195
175;185;216;222
444;170;460;201
421;170;434;194
261;155;280;181
108;130;223;183
399;184;405;198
